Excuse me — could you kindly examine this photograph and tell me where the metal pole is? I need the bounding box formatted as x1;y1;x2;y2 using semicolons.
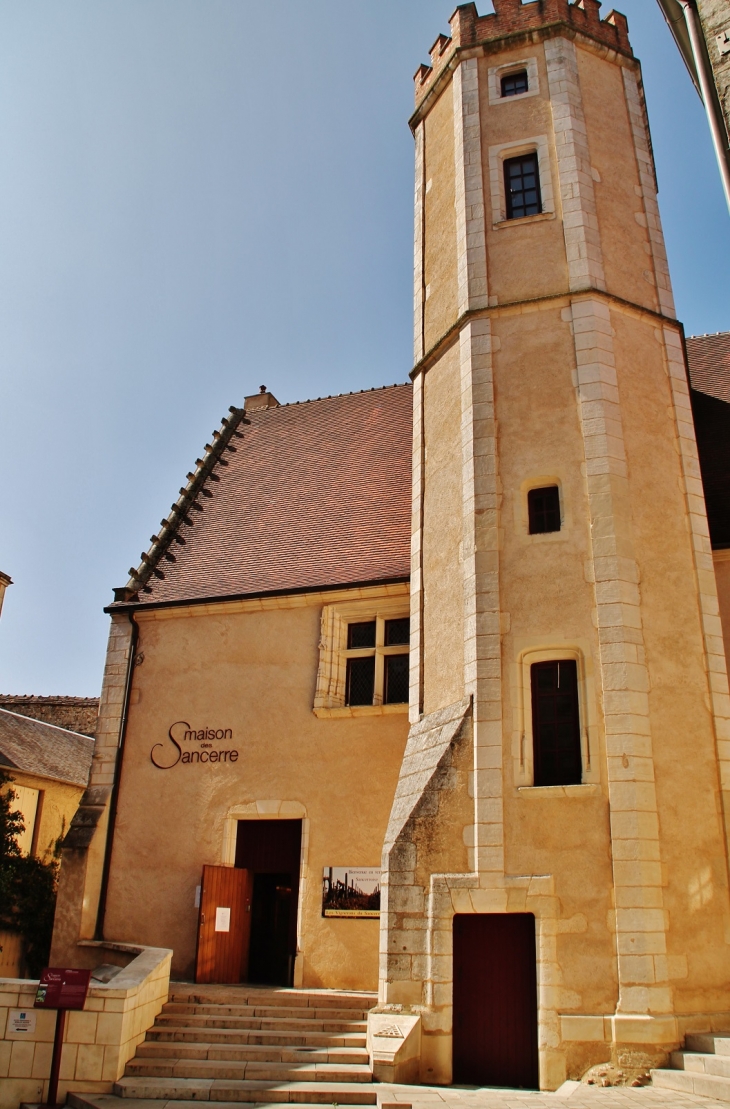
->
46;1008;66;1107
679;0;730;212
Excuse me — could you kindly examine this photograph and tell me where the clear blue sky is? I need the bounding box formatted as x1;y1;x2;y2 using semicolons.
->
0;1;728;697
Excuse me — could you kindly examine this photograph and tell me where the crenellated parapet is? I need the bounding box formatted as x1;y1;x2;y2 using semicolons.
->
414;0;631;106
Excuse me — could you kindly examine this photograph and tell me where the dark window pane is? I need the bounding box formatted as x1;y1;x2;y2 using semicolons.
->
346;656;375;705
385;618;410;646
504;153;542;219
347;621;376;649
528;486;561;534
531;660;581;786
501;70;528;97
384;654;409;704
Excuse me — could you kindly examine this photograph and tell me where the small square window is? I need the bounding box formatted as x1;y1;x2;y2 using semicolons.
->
528;486;561;534
385;618;410;646
504;153;542;220
501;70;528;97
348;621;376;649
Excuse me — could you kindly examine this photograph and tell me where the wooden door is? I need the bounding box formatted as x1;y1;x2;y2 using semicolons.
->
452;913;538;1089
195;865;253;984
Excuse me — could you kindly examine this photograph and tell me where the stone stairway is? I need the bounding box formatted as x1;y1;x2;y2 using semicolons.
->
652;1032;730;1102
69;983;379;1108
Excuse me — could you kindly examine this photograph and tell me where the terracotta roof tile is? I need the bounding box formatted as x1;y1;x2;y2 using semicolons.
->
0;709;94;787
127;384;413;607
686;332;730;403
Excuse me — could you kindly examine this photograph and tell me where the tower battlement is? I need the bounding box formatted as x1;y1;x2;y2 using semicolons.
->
414;0;630;104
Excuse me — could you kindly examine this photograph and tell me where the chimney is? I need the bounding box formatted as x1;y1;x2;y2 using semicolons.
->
244;385;280;412
0;572;12;620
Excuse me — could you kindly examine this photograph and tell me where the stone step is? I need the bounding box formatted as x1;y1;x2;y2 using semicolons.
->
672;1050;730;1078
135;1041;370;1065
163;1003;371;1022
652;1067;730;1102
156;1014;367;1034
113;1077;378;1103
125;1057;372;1083
147;1025;367;1048
686;1032;730;1055
168;987;376;1011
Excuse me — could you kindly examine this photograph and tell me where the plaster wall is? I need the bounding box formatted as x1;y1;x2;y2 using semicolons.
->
422;342;465;716
423;84;457;353
3;771;83;863
102;591;409;988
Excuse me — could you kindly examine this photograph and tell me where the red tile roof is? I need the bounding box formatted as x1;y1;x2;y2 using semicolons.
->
686;332;730;403
121;385;413;607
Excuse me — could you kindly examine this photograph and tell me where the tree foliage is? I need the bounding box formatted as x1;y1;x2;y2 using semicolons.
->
0;769;59;977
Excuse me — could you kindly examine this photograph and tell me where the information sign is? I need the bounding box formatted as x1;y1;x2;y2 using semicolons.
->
34;968;91;1011
9;1009;37;1034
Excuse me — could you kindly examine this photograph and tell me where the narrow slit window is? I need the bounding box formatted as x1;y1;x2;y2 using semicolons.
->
504;153;542;219
528;485;561;534
501;70;528;97
531;660;582;787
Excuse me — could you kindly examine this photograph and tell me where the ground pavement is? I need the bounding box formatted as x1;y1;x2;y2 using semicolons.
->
375;1082;725;1109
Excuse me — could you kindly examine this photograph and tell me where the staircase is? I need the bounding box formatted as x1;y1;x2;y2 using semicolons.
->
653;1032;730;1102
70;984;379;1109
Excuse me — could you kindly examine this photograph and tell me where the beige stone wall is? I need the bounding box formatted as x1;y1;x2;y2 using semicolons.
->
384;13;730;1090
3;772;83;863
100;587;409;988
0;944;170;1109
423;82;457;354
421;343;465;715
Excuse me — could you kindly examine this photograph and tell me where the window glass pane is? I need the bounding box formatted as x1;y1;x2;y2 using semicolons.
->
385;617;410;646
530;660;581;786
347;621;376;649
504;153;542;219
501;70;528;97
346;656;375;705
384;654;409;704
527;486;561;534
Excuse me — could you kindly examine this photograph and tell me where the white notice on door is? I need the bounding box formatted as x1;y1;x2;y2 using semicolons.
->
215;906;231;932
9;1010;37;1034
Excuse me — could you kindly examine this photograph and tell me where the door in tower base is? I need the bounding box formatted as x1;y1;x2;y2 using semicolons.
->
195;864;253;984
452;913;539;1089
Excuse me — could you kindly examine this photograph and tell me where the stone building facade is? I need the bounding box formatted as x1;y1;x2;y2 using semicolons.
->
50;0;730;1092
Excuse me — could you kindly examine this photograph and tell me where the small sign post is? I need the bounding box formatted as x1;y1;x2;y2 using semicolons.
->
34;968;92;1107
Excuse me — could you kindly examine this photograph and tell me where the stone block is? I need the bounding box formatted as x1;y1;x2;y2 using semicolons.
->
76;1043;105;1081
67;1010;98;1044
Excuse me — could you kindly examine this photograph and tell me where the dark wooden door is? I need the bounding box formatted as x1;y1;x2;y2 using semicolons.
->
195;865;253;984
453;913;538;1089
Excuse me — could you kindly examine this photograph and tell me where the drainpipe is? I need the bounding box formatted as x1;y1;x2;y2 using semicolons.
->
678;0;730;213
94;610;139;939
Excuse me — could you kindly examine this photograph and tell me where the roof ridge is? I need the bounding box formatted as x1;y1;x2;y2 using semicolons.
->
0;694;98;702
0;706;95;742
266;382;411;411
687;331;730;339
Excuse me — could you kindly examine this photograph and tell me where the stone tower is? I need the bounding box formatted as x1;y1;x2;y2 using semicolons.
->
378;0;730;1090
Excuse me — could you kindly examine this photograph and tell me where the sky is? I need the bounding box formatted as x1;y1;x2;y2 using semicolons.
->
0;0;728;698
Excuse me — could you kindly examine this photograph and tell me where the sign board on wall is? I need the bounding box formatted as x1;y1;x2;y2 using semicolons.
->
151;721;239;770
34;968;91;1010
322;868;381;917
8;1010;37;1034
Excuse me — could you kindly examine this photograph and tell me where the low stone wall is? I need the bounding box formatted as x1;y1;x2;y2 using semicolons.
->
0;941;171;1109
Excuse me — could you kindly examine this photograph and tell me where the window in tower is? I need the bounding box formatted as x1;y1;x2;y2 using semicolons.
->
504;153;542;219
528;485;561;534
531;660;582;786
501;70;529;97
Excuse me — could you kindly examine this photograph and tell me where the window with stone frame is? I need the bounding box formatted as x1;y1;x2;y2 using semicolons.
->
345;618;409;706
530;659;582;786
501;69;529;97
313;597;411;717
504;152;542;219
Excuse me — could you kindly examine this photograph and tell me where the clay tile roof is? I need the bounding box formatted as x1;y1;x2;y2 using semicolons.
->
0;708;94;788
686;332;730;404
126;384;413;607
686;333;730;550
